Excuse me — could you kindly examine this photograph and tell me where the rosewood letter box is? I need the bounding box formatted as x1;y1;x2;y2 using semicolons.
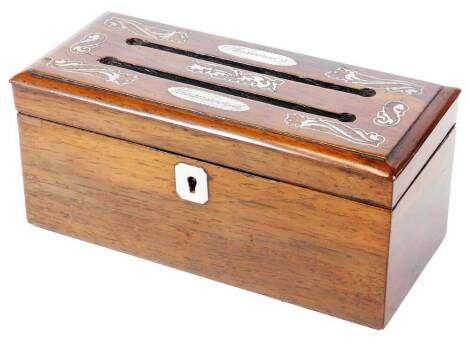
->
11;13;460;328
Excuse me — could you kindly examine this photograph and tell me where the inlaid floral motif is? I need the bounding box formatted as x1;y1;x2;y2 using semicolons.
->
46;58;138;85
104;17;188;43
70;33;107;54
284;113;385;147
325;67;423;95
374;101;409;127
186;61;284;92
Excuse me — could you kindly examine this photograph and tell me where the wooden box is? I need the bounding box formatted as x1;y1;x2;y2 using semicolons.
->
10;13;460;328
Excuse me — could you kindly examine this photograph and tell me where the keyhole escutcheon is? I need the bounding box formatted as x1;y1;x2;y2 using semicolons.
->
175;163;208;204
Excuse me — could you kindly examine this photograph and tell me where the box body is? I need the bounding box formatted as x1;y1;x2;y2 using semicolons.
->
11;13;460;328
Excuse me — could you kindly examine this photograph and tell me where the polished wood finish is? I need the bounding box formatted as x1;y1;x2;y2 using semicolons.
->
391;92;458;204
9;12;460;207
12;75;392;207
17;114;457;328
11;12;460;328
19;114;390;328
23;12;450;158
385;129;456;324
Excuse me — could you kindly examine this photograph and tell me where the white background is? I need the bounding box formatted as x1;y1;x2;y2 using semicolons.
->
1;1;469;342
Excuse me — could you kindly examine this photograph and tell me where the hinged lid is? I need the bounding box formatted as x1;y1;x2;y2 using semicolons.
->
11;12;460;208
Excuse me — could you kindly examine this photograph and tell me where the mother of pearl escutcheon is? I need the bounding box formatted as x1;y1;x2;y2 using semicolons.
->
168;87;250;112
218;45;297;67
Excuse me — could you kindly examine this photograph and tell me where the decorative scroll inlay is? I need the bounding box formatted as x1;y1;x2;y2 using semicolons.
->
325;67;423;95
104;17;188;43
218;45;297;66
284;113;385;147
374;101;409;127
70;33;107;54
186;61;284;92
46;58;138;85
168;86;250;112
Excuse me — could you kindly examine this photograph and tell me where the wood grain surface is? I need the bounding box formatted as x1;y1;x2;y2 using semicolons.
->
11;12;459;328
22;12;458;160
12;75;393;208
9;12;460;207
19;114;391;328
18;113;457;328
385;129;456;324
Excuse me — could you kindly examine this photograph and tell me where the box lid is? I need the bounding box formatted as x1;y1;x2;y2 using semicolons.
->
11;12;460;209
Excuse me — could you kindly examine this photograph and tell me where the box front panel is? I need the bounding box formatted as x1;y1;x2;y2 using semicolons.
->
18;114;390;328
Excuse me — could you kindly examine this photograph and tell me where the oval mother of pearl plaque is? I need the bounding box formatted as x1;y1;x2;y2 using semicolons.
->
168;87;250;112
218;44;297;67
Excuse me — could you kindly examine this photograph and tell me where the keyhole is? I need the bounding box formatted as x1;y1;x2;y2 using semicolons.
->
187;176;197;193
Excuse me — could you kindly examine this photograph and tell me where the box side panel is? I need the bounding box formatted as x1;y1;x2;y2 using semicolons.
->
392;96;458;206
18;114;390;328
385;128;456;325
